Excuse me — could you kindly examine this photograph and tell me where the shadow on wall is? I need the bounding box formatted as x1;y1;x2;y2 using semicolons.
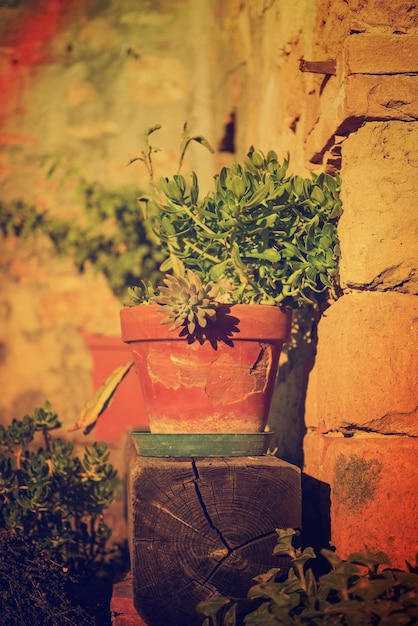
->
302;473;332;564
268;307;319;468
269;309;334;561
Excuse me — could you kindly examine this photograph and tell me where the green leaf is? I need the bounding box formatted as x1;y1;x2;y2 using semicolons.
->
231;241;245;269
210;260;231;281
223;602;237;626
197;596;230;618
245;181;271;208
160;257;173;272
319;235;332;251
348;549;392;570
144;124;162;138
161;215;176;236
318;272;333;288
173;174;186;193
231;176;246;200
246;249;281;263
188;135;215;154
273;528;298;557
311;185;325;204
292;176;304;196
293;546;316;569
281;242;304;260
190;171;199;204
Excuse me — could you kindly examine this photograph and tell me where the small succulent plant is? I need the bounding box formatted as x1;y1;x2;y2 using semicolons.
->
0;403;119;581
154;270;220;334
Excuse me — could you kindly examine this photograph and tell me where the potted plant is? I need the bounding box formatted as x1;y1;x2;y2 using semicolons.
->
116;125;342;436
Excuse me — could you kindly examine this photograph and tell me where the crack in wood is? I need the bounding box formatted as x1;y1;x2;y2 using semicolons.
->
233;529;278;552
191;459;232;584
191;459;280;585
191;459;231;550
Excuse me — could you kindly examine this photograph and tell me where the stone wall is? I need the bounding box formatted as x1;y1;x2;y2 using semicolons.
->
303;30;418;567
0;0;417;565
304;121;418;566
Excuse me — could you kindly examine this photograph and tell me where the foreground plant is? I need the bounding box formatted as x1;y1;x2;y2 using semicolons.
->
197;528;418;625
0;529;95;626
0;402;120;581
154;270;220;334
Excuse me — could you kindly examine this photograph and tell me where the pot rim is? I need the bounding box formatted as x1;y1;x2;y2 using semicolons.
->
120;303;292;343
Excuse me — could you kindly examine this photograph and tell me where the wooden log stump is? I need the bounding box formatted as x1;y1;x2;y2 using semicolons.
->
127;449;301;626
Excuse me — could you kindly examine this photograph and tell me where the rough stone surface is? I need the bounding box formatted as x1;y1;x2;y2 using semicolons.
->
304;434;418;568
305;73;418;163
312;0;418;56
339;122;418;292
344;33;418;74
346;74;418;120
303;8;418;161
211;0;318;173
305;292;418;434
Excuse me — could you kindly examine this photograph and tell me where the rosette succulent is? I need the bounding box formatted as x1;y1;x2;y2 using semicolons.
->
154;271;220;334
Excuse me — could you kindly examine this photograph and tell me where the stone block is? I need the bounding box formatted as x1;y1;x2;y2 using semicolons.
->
344;33;418;75
305;292;418;434
306;75;418;161
304;434;418;569
339;122;418;292
305;31;418;162
345;74;418;121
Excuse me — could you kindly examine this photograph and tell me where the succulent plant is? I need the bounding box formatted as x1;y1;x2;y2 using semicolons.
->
198;528;418;626
124;126;342;336
0;403;119;582
74;126;343;433
154;270;220;334
151;147;341;310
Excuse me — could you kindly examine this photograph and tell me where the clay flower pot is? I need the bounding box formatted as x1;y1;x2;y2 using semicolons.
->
81;332;149;439
120;304;292;434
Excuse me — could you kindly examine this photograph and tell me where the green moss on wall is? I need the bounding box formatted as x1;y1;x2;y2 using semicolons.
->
334;453;382;511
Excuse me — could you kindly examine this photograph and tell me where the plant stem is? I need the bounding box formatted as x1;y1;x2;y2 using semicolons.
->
181;205;217;236
187;241;220;264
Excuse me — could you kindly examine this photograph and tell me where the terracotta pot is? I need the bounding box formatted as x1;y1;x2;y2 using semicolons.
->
120;304;292;434
82;332;149;440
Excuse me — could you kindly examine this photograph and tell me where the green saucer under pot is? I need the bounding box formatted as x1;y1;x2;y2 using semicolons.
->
129;432;275;458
